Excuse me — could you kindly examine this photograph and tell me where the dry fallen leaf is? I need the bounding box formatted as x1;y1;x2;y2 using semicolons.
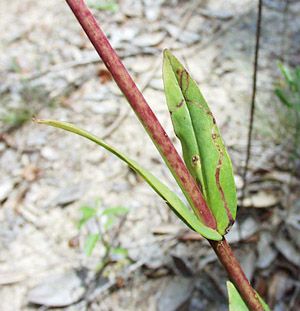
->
267;270;293;309
274;234;300;268
226;217;259;244
243;191;279;208
157;276;194;311
256;231;278;269
0;271;27;285
27;270;85;307
21;164;40;182
0;179;15;202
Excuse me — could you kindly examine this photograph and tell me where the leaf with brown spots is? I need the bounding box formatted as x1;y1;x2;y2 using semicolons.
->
163;49;237;235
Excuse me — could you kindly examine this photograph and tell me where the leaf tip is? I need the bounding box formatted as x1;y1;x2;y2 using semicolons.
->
32;116;45;124
163;48;171;55
163;49;174;63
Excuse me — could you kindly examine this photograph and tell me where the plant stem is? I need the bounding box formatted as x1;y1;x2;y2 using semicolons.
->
64;1;265;310
242;0;263;202
65;0;216;229
209;238;264;311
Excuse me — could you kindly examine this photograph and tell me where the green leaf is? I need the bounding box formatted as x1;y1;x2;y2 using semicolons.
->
88;1;119;13
35;119;222;241
80;205;97;217
278;61;293;85
2;110;31;126
101;206;129;216
163;49;237;235
78;205;97;229
227;281;249;311
84;233;100;256
227;281;271;311
275;88;293;107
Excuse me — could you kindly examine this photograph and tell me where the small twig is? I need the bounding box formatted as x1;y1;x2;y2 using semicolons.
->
280;0;289;62
178;5;256;55
85;259;146;305
0;133;38;153
19;50;158;82
174;0;201;40
241;0;263;204
98;215;127;276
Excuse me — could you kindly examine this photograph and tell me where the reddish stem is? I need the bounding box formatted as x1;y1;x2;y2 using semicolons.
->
210;238;264;311
65;0;216;229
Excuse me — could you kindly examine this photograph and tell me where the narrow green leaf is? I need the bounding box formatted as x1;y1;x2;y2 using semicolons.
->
275;88;293;107
163;50;237;235
101;206;129;216
80;205;97;217
278;61;293;85
227;281;249;311
259;297;271;311
227;281;271;311
35;119;222;241
84;233;100;256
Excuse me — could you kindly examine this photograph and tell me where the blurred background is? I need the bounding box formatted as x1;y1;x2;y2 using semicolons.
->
0;0;299;310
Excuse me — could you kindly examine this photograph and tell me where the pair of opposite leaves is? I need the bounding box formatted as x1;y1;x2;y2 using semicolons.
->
37;50;237;240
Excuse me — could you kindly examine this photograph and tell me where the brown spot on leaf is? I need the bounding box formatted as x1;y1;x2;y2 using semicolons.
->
214;143;233;224
196;178;203;192
192;155;199;163
176;99;184;108
179;70;189;95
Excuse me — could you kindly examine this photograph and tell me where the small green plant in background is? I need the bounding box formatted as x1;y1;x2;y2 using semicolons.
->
1;108;32;128
275;62;300;108
275;62;300;164
1;82;56;132
78;199;129;270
